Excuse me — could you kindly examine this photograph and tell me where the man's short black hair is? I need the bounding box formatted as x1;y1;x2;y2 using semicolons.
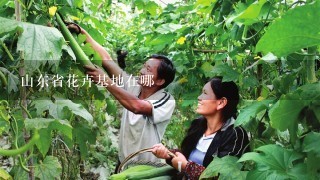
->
148;54;175;89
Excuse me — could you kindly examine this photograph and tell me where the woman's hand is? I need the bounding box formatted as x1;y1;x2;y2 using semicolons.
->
152;144;171;159
171;152;188;172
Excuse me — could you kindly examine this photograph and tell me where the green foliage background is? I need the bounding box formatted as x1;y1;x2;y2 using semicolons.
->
0;0;320;179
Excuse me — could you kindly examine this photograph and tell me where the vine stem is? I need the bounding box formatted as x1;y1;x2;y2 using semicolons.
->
304;47;317;83
20;102;33;119
1;41;14;61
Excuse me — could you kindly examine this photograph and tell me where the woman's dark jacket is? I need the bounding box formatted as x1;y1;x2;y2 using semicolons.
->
170;117;250;179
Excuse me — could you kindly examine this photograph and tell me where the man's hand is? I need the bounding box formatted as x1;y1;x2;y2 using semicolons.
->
84;65;109;85
67;23;83;34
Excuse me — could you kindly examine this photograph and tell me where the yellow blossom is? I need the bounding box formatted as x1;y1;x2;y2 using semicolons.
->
257;96;265;101
254;56;261;60
177;37;186;45
49;6;57;17
70;16;80;21
178;77;188;84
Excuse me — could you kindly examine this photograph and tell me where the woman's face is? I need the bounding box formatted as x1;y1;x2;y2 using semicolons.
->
196;82;220;116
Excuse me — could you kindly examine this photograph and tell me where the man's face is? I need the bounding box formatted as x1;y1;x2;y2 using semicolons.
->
138;58;162;87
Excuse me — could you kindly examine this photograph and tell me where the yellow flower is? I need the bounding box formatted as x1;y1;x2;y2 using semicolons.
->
254;55;261;60
257;96;265;101
70;16;80;21
177;37;186;45
49;6;57;17
178;77;188;84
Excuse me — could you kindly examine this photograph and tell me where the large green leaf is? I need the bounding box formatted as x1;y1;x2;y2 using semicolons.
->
0;17;65;74
303;132;320;158
256;1;320;56
297;82;320;101
32;99;93;122
148;34;175;51
235;100;271;126
269;94;305;131
200;156;246;180
232;0;268;25
195;0;215;7
36;129;52;157
34;156;62;180
238;144;305;179
305;152;320;179
0;67;19;93
25;118;72;138
10;166;28;180
73;122;97;158
200;61;214;78
25;118;73;156
269;83;320;142
155;23;183;34
0;167;12;180
135;0;160;16
211;64;240;82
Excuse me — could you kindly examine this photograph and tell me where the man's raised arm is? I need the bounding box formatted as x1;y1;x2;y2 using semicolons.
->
76;26;123;78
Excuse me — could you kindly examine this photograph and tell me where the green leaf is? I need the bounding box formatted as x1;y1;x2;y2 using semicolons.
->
205;24;217;36
0;0;8;7
305;152;320;178
36;129;52;157
135;0;160;16
196;0;215;7
25;118;73;156
0;67;19;93
0;103;10;122
233;0;268;25
0;167;12;180
298;82;320;101
235;100;271;126
25;118;72;138
56;100;93;121
303;132;320;158
200;156;246;180
73;122;97;158
145;1;159;16
200;62;214;78
269;94;305;130
106;98;117;118
256;1;320;56
0;17;65;74
155;23;183;34
32;99;93;122
34;156;62;180
238;144;304;179
211;64;240;82
148;34;175;51
10;166;28;180
0;17;19;34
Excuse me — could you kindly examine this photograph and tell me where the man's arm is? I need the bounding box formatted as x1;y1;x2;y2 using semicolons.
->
84;65;152;115
79;28;123;78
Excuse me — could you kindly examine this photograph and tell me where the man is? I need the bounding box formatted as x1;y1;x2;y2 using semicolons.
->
70;26;176;164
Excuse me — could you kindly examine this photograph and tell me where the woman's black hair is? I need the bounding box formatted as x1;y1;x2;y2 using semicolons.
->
209;77;239;121
180;77;240;161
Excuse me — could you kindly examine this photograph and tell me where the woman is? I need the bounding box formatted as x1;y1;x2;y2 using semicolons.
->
152;77;249;179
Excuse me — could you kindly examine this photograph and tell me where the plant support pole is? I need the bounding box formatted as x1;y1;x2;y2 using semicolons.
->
304;46;317;83
15;0;34;179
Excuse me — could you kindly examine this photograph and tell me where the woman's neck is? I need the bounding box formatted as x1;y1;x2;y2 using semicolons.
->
204;114;224;136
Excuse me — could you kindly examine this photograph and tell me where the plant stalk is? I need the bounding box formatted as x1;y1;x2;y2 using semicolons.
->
304;46;317;83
